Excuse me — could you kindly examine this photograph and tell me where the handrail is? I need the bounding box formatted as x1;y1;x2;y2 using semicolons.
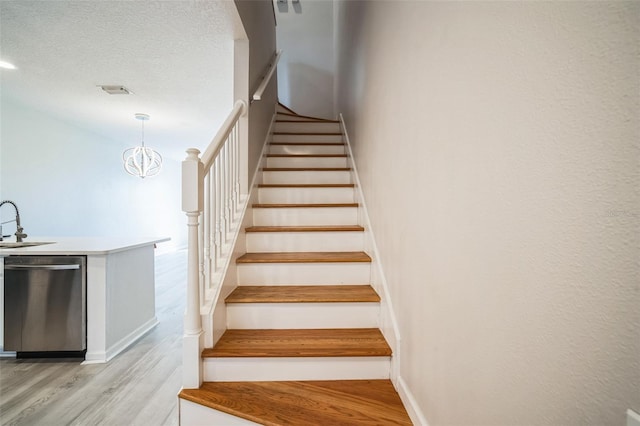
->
182;97;249;389
201;100;247;170
252;50;282;102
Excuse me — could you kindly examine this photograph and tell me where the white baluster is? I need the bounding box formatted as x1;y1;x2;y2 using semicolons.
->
202;175;210;294
234;124;241;212
214;156;223;270
227;139;234;234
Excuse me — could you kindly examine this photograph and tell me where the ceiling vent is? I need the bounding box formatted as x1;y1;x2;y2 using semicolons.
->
100;85;133;95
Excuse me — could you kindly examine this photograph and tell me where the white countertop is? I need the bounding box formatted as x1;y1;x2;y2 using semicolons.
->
0;236;170;256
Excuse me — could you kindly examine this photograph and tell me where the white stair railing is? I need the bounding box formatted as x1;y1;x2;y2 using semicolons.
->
181;99;247;388
181;46;280;389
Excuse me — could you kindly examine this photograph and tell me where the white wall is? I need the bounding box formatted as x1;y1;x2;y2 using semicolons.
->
274;0;334;119
0;96;185;250
235;0;279;175
335;1;640;425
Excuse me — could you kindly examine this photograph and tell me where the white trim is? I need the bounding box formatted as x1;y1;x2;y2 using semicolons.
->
397;376;430;426
628;409;640;426
339;113;402;374
83;316;158;364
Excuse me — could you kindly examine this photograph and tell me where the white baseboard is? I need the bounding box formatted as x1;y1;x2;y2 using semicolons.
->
397;376;429;426
338;113;402;367
83;316;158;364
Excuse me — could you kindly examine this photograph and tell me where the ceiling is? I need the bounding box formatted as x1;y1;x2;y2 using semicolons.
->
0;1;243;161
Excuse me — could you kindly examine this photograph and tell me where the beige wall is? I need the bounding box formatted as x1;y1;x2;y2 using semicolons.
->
335;1;640;425
234;0;278;176
274;0;335;119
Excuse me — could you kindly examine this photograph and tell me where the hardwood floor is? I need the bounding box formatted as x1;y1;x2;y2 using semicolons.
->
0;249;187;426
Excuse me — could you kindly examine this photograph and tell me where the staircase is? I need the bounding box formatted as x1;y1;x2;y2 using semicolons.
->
179;104;412;425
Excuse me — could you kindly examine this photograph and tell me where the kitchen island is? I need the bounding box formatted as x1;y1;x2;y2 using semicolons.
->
0;236;169;363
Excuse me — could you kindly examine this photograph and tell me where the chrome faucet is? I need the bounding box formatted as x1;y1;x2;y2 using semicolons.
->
0;200;27;242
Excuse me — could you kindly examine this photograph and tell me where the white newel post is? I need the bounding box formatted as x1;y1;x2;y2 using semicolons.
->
182;148;204;389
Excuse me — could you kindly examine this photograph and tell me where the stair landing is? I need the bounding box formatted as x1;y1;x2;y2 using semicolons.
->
179;379;412;425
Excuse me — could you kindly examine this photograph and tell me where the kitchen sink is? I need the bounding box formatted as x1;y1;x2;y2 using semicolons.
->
0;241;54;249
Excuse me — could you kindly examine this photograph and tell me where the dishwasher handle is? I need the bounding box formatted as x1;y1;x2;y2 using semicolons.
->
5;264;80;271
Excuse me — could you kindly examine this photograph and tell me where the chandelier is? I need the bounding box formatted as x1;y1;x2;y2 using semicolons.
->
123;113;162;178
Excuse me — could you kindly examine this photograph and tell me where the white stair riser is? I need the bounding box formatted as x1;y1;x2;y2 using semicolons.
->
258;187;355;204
262;171;352;185
269;144;345;155
237;262;370;285
180;400;259;426
253;207;358;226
266;156;348;168
272;134;343;143
203;356;390;381
275;122;341;133
246;231;364;252
226;303;379;329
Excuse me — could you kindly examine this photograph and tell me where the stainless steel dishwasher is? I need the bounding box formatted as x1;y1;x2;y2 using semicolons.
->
4;255;86;358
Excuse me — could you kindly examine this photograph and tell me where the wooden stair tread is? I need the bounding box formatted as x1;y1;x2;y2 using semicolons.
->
252;203;358;208
270;142;345;146
277;103;298;114
276;111;338;122
276;117;340;123
263;167;351;171
203;328;391;357
267;154;347;158
258;184;354;188
237;251;371;264
226;285;380;303
273;132;342;136
246;225;364;232
179;379;411;425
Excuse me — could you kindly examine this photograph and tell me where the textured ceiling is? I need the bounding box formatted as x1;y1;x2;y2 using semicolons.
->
0;0;243;161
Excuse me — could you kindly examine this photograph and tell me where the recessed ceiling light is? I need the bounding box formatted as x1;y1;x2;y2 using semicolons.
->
100;85;133;95
0;60;17;70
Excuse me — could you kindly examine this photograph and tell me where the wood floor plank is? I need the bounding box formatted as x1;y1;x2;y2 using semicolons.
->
245;225;364;232
252;203;358;208
179;380;412;425
226;285;380;303
203;328;391;358
236;251;371;264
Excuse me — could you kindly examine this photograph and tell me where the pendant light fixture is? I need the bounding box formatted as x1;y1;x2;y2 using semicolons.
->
123;113;162;178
